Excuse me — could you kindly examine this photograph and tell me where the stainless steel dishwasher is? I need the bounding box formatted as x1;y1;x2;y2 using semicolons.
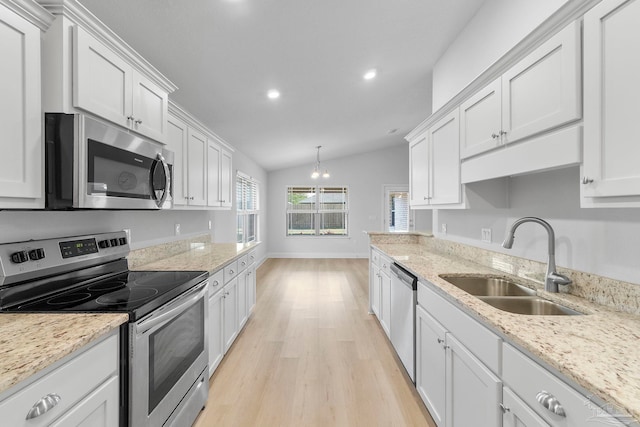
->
390;263;418;383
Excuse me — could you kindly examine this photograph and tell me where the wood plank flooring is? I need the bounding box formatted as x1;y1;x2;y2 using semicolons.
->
193;258;436;427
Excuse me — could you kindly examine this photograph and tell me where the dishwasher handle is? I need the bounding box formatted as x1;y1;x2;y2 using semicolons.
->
390;263;417;290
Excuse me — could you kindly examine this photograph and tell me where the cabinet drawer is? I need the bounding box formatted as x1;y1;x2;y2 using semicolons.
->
0;333;118;426
224;260;239;283
379;255;392;276
503;343;625;426
209;269;224;294
418;281;501;374
371;249;380;266
238;255;249;271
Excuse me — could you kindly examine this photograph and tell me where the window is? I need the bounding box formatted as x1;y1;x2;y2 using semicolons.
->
237;172;259;244
384;186;411;232
286;186;348;236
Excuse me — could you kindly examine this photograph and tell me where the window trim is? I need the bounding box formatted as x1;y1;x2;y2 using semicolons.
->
285;185;349;238
237;171;259;244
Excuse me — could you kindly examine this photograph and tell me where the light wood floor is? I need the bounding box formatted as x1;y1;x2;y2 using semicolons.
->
193;258;436;427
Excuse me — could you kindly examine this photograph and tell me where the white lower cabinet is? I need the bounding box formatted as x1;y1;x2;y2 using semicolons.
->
416;305;446;426
379;259;392;337
370;262;381;316
208;270;225;377
223;277;239;353
246;264;257;314
0;331;119;427
238;267;248;330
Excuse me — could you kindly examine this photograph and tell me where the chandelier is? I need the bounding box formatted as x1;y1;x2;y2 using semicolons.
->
311;145;330;179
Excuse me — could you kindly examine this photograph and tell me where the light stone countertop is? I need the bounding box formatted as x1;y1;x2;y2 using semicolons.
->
372;241;640;425
0;313;128;395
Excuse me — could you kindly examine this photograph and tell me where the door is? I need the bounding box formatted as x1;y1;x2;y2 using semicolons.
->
446;334;502;427
132;71;168;143
208;288;224;377
220;149;233;208
409;133;429;207
187;128;207;205
237;269;248;329
502;387;550;427
0;5;43;207
379;268;391;337
370;263;380;317
167;115;188;205
583;0;640;198
429;109;461;205
223;278;239;353
383;185;412;232
49;377;119;427
416;305;446;427
73;26;132;129
460;78;502;159
207;140;222;207
247;265;256;314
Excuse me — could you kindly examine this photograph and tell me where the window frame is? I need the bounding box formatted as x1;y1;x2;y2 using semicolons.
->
237;172;259;244
285;185;349;238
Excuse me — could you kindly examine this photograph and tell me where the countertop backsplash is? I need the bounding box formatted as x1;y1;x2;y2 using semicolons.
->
368;232;640;315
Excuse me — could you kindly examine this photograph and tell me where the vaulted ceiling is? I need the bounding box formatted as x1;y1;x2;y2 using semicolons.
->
79;0;485;171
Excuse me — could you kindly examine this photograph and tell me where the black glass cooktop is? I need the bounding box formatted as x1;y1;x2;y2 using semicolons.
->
8;270;208;321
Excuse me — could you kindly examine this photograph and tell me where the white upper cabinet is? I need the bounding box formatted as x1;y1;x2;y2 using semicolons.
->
460;21;581;161
40;0;176;144
166;113;188;204
582;0;640;207
409;110;463;209
207;139;233;208
187;128;208;206
73;26;169;142
0;1;52;209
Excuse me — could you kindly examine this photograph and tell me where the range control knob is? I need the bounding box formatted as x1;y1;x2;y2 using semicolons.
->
28;248;45;261
118;237;127;246
98;240;110;249
110;238;119;247
10;251;29;264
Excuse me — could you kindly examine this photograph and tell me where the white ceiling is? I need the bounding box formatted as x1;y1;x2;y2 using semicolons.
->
78;0;485;171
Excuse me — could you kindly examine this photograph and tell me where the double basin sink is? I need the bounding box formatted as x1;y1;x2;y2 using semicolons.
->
440;276;582;316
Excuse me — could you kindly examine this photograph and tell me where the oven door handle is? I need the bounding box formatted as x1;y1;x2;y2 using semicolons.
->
151;153;171;208
136;281;207;335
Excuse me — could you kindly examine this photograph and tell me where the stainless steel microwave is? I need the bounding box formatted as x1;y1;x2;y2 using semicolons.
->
45;113;173;210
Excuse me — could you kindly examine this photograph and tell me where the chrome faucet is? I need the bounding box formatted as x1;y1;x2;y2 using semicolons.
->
502;217;571;293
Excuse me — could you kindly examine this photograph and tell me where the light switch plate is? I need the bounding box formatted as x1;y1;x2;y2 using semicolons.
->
481;228;492;243
441;223;447;234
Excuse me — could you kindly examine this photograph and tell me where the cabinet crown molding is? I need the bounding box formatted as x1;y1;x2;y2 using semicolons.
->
405;0;601;142
1;0;54;30
37;0;177;94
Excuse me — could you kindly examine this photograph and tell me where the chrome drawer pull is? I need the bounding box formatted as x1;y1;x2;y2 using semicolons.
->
536;390;566;417
499;403;510;414
26;393;61;419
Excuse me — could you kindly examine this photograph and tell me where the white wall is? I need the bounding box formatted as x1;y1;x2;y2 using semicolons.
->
267;145;432;258
434;167;640;285
432;0;569;111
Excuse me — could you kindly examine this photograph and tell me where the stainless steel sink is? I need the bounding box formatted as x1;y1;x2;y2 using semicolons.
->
479;297;582;316
440;275;536;296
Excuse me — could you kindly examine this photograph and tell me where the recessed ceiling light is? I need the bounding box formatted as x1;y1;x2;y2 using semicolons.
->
388;128;399;134
267;89;280;100
363;69;377;80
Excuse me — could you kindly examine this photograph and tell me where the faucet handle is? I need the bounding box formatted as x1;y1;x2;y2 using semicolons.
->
549;272;572;287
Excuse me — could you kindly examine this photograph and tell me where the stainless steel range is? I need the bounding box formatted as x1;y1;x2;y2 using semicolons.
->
0;231;209;427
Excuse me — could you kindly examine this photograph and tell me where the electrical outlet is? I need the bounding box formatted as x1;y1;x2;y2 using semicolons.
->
208;220;212;230
481;228;492;243
441;223;447;234
123;228;131;244
175;223;181;236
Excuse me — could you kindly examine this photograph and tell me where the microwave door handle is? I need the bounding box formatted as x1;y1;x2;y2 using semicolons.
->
152;153;171;208
136;281;207;334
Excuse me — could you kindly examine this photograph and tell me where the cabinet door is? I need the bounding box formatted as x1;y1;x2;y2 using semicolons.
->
583;0;640;198
208;289;224;377
459;78;502;159
446;334;502;427
238;269;248;329
223;278;239;353
379;270;391;337
416;305;446;427
503;387;550;427
429;109;461;205
49;376;119;427
73;26;132;129
247;265;256;314
502;21;581;145
0;5;43;207
409;132;430;207
187;128;207;206
132;70;168;143
370;263;380;316
167;114;188;205
220;149;233;208
207;140;222;207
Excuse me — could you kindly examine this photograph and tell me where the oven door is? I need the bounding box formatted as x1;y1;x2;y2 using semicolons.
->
78;115;174;209
130;280;209;427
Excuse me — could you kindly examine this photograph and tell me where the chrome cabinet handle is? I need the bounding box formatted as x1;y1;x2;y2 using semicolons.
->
241;261;246;267
26;393;61;420
127;116;134;122
536;391;566;417
135;119;142;125
499;403;510;414
229;269;234;275
212;280;219;287
499;130;507;136
437;338;444;344
582;177;594;184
